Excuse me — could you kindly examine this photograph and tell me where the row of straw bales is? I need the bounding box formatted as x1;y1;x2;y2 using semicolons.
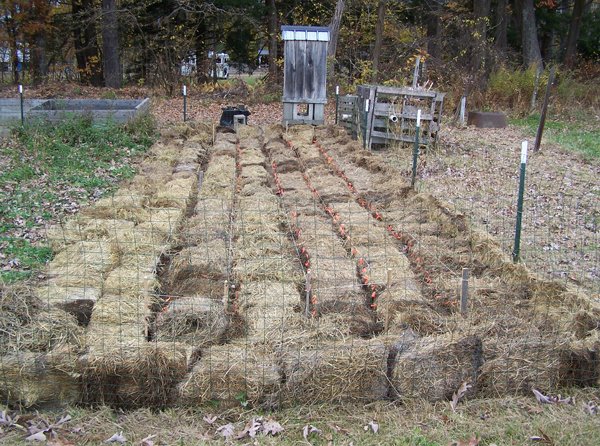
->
311;124;600;394
0;127;207;408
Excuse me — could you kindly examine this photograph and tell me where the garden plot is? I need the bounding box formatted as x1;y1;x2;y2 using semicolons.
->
2;121;599;410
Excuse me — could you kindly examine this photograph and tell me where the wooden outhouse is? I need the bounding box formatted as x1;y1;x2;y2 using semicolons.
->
281;25;329;125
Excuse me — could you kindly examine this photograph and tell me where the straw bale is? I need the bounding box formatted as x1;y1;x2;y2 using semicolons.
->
155;296;227;346
235;210;282;236
240;165;269;187
45;218;136;251
81;190;150;223
281;191;320;214
345;222;390;247
199;156;236;191
178;343;282;407
239;281;300;339
271;151;299;173
47;240;119;289
238;194;280;213
0;346;81;407
86;294;154;343
279;171;307;191
479;337;567;397
240;149;266;167
166;269;227;300
9;308;84;353
469;228;529;280
80;341;192;408
240;182;273;197
280;339;389;404
237;125;259;140
138;208;185;239
315;300;381;339
150;177;197;210
212;140;237;157
233;253;302;283
103;266;159;297
390;334;483;402
560;335;600;387
309;256;360;296
34;282;101;310
169;242;229;279
294;145;321;168
354;245;413;287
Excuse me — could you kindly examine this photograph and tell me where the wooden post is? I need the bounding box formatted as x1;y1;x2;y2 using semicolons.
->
460;268;469;316
534;66;555;152
384;268;392;331
223;280;229;313
530;67;542;110
412;56;421;89
459;96;466;126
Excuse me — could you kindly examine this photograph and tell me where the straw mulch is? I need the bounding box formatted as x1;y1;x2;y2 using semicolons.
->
103;266;160;297
239;165;269;188
178;343;282;407
389;333;483;402
0;345;81;407
169;242;230;281
233;253;303;283
34;282;101;310
280;338;389;404
270;148;300;173
198;156;236;201
155;296;228;347
181;200;232;245
279;171;308;192
212;140;237;158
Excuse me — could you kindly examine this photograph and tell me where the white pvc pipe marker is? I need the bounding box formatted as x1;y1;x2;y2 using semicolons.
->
416;109;421;127
18;85;23;94
183;85;187;96
365;99;370;112
335;85;339;95
521;141;528;164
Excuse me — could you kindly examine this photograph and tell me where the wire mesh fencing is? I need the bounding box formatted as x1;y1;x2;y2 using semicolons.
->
0;123;597;410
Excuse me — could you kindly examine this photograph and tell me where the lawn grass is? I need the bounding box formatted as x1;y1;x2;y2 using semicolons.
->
0;114;156;283
511;114;600;160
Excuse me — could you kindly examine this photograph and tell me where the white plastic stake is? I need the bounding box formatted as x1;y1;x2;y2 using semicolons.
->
416;109;421;127
335;85;339;95
18;84;23;94
521;140;528;164
182;85;187;96
459;96;466;126
365;99;370;112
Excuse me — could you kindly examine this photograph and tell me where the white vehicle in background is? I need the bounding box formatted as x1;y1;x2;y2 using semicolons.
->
208;51;230;79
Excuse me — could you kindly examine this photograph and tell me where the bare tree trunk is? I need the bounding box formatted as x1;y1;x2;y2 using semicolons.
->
563;0;585;68
494;0;508;53
372;0;386;83
328;0;345;58
267;0;278;82
73;0;104;86
426;3;441;62
102;0;121;88
473;0;491;73
31;34;47;85
521;0;543;68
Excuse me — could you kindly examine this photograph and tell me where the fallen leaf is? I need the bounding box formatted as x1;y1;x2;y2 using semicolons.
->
364;420;379;434
104;432;127;444
584;401;599;415
302;424;322;441
216;423;235;439
262;419;284;436
203;414;217;425
236;418;262;439
25;431;47;442
450;382;472;412
532;389;575;405
449;436;479;446
141;434;156;446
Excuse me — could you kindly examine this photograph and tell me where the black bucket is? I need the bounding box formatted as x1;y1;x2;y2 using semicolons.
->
219;105;251;128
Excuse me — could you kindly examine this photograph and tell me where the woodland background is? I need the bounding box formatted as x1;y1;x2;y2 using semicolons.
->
0;0;598;100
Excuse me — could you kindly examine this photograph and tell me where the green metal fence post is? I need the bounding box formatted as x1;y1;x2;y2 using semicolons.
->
512;141;528;262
